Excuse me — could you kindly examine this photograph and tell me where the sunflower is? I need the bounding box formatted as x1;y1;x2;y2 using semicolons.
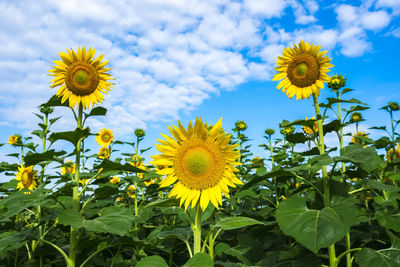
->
272;40;333;100
303;116;318;134
96;128;114;147
151;118;242;211
79;179;90;186
15;166;38;191
61;160;75;175
110;176;120;184
98;146;110;159
48;46;113;109
351;131;369;145
8;135;20;146
386;144;400;162
127;185;136;198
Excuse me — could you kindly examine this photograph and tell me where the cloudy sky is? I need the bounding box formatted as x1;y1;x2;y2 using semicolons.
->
1;0;400;167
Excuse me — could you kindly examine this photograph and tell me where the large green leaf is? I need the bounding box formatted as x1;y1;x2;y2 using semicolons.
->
83;206;134;235
24;149;66;165
41;94;70;108
58;209;83;229
0;231;29;251
0;190;47;221
158;227;191;242
356;248;400;267
214;216;264;230
136;256;168;267
49;127;90;146
275;195;357;253
335;145;382;173
184;253;213;267
86;106;107;117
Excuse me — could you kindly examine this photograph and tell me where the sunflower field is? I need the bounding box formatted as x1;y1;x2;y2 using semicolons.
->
1;42;400;267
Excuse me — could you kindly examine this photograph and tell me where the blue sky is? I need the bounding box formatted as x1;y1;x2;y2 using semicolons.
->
1;0;400;176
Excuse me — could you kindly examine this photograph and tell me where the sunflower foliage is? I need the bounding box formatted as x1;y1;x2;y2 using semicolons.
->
1;45;400;267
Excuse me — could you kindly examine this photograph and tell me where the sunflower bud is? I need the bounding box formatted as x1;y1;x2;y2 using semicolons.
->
327;75;347;91
134;128;146;138
350;112;363;123
389;101;399;112
39;105;54;115
265;128;275;136
280;126;295;136
234;120;247;131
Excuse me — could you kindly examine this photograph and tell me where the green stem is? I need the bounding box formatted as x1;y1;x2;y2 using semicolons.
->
192;204;202;255
269;136;274;167
336;248;362;266
40;239;70;266
313;94;336;267
208;231;214;259
69;104;83;267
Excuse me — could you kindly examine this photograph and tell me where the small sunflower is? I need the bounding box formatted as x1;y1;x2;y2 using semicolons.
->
110;176;120;184
48;46;113;109
273;40;333;100
61;160;75;175
98;146;110;159
151;118;242;211
8;135;21;146
127;185;136;198
130;154;144;168
302;116;318;134
386;144;400;162
15;166;38;191
96;128;114;147
351;131;369;145
79;179;90;186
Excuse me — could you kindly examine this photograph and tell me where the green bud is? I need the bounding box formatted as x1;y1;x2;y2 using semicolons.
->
265;128;275;136
235;120;247;131
327;75;347;91
134;128;145;138
350;112;363;123
389;101;399;111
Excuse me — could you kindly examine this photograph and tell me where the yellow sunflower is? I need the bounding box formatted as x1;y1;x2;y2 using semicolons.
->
303;116;318;134
386;144;400;162
351;131;369;145
98;146;110;159
8;135;20;145
15;166;38;191
272;40;333;100
79;179;90;186
61;160;75;175
130;154;144;168
48;46;113;109
110;176;120;184
127;185;136;198
151;118;242;211
96;128;114;147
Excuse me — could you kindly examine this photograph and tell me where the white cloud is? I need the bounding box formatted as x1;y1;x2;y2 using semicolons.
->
376;0;400;14
244;0;288;18
336;4;358;24
338;27;371;57
361;10;391;31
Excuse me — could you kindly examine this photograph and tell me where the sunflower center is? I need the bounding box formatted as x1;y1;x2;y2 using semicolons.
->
65;62;100;96
287;54;319;88
183;147;212;177
21;170;32;187
102;134;110;142
175;137;225;190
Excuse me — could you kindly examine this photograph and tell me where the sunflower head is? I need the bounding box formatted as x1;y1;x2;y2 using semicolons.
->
96;128;114;147
350;112;363;123
280;125;295;136
15;166;38;191
351;131;369;146
110;176;120;184
389;102;400;112
48;46;114;109
234;120;247;132
273;40;333;100
302;116;318;134
79;179;90;186
130;154;144;168
98;146;110;159
39;105;54;115
327;75;347;91
8;135;21;146
61;160;75;175
151;118;242;211
265;128;275;136
386;144;400;162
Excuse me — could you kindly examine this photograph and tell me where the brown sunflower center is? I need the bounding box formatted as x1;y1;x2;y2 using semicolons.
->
175;138;225;190
102;133;111;142
65;62;100;96
287;54;319;88
21;170;33;187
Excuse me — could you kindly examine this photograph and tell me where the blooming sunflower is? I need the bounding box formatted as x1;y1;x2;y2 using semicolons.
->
127;185;136;198
130;154;144;168
273;40;333;100
110;176;120;184
61;160;75;175
15;165;38;191
386;144;400;162
96;128;114;147
303;116;318;134
8;135;20;146
98;146;110;159
151;118;242;211
351;131;369;145
79;179;90;186
48;46;113;109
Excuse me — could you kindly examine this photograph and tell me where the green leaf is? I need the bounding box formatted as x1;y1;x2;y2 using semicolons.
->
24;149;66;165
376;210;400;232
184;253;213;267
356;248;400;267
286;133;309;144
86;106;107;117
41;94;70;108
158;227;191;242
84;206;134;235
367;180;400;192
49;127;90;146
94;184;119;199
0;231;29;251
136;256;168;267
275;195;357;253
214;216;263;230
335;145;382;173
0;190;46;221
58;209;83;229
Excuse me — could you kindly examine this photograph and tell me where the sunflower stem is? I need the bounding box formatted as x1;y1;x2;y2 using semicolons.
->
69;103;83;267
313;94;336;267
192;204;202;256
